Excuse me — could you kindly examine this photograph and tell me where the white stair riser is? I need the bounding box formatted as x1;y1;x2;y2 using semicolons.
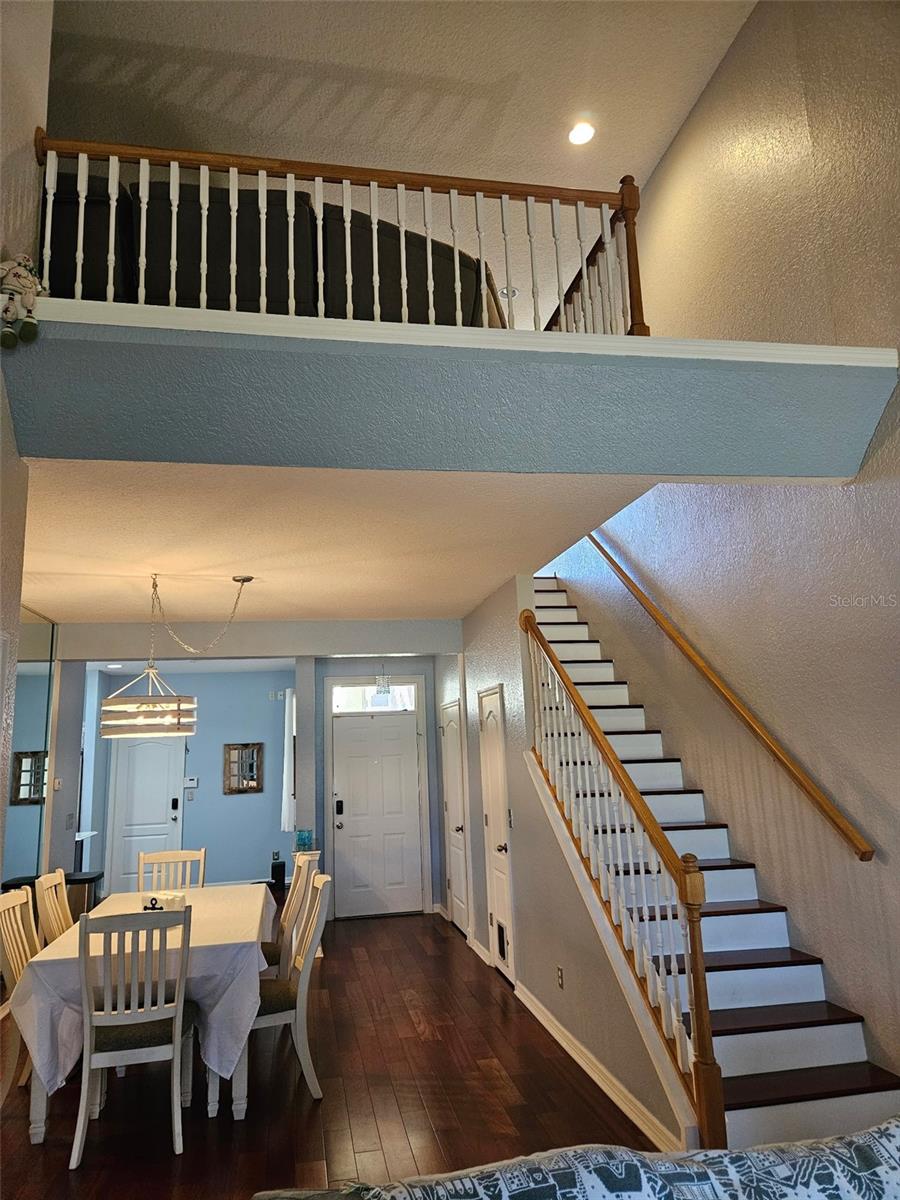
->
532;591;569;607
549;641;604;661
700;868;758;903
561;662;616;681
637;909;789;954
607;731;663;758
591;706;646;732
702;964;826;1011
725;1090;900;1150
623;760;683;789
665;826;731;858
577;682;629;705
535;607;579;622
533;579;560;592
715;1021;867;1078
540;623;589;640
643;793;706;823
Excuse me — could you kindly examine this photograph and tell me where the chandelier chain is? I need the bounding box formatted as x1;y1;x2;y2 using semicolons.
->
150;574;249;658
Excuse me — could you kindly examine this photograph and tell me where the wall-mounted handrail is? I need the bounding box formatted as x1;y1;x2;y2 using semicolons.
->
587;532;875;862
520;609;725;1149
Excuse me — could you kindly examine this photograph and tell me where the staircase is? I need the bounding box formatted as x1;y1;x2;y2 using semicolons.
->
531;573;900;1149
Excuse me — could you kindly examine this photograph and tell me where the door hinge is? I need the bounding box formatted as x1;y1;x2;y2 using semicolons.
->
508;807;514;829
489;912;494;927
447;877;451;890
484;813;489;827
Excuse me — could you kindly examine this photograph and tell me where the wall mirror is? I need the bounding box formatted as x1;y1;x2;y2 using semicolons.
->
223;742;263;794
3;608;55;881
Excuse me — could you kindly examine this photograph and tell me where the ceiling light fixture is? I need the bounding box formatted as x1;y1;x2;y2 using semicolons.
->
568;121;595;146
498;286;519;300
105;663;123;670
99;574;252;738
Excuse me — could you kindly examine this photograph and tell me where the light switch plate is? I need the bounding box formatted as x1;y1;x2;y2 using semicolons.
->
183;776;198;788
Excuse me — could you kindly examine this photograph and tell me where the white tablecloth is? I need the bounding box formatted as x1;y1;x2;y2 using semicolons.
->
10;883;276;1094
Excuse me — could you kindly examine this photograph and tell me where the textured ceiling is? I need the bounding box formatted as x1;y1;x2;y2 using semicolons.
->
23;459;659;622
48;2;752;192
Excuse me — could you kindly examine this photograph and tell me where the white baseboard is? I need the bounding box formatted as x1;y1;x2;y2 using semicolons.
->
434;904;451;921
515;983;683;1153
468;937;493;966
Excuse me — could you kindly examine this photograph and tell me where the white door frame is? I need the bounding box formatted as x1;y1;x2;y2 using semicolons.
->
323;674;433;919
104;737;186;893
439;697;474;936
478;683;516;982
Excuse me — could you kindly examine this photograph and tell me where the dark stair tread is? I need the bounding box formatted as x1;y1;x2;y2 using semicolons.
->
566;756;683;768
642;898;786;920
615;857;753;875
535;604;576;611
724;1061;900;1111
660;820;728;830
641;789;704;796
656;947;824;973
684;1001;863;1037
556;660;615;667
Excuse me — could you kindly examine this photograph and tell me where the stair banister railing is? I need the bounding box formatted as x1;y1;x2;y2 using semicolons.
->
586;533;875;862
519;609;726;1149
33;127;647;336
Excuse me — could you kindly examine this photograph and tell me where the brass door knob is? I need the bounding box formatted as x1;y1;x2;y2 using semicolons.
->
496;842;508;854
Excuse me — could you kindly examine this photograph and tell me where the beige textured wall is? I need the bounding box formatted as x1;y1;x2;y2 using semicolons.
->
462;577;678;1139
545;1;900;1071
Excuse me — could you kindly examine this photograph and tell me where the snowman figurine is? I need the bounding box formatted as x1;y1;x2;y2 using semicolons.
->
1;255;43;349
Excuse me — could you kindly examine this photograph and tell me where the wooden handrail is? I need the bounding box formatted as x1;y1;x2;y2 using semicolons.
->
587;532;875;862
33;127;623;208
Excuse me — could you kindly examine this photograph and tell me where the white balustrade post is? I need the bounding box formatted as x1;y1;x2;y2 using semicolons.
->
600;205;619;334
199;165;209;310
575;201;594;334
74;153;88;301
397;183;408;324
314;177;325;317
500;193;515;329
105;155;119;302
474;191;488;329
228;167;238;313
341;179;353;319
525;197;541;331
614;217;631;334
423;186;435;326
258;170;268;314
369;181;380;322
41;150;58;292
168;161;180;307
137;158;149;305
550;198;566;333
449;188;462;327
286;173;296;316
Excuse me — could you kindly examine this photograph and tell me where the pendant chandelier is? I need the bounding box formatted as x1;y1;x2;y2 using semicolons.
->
100;574;253;738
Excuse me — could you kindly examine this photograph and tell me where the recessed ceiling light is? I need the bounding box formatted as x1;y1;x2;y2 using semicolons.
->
498;286;519;299
568;121;595;146
106;663;123;670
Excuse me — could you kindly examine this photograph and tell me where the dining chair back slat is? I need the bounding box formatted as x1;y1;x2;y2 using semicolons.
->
275;859;316;979
137;849;206;891
294;874;330;978
0;888;40;991
35;869;74;944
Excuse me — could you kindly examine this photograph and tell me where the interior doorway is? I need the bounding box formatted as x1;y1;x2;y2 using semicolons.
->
478;685;515;982
440;699;469;934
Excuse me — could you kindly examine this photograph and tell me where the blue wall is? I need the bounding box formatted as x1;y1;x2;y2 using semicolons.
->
314;657;443;904
179;669;296;884
4;670;52;879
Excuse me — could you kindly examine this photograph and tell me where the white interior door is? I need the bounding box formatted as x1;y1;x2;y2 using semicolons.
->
478;687;515;981
332;713;422;918
440;700;469;934
106;737;185;892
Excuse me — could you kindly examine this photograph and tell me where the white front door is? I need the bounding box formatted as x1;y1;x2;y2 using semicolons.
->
332;713;423;918
440;700;469;934
107;737;186;892
479;686;515;981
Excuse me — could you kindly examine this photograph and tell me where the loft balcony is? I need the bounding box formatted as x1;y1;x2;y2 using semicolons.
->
3;129;896;477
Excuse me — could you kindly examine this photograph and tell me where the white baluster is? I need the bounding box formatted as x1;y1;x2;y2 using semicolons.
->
500;193;515;329
634;827;655;985
341;179;353;319
587;256;601;334
199;165;209;310
105;155;119;302
74;152;88;301
286;173;295;316
397;183;408;324
615;217;631;334
258;170;267;314
228;167;238;313
137;159;149;305
648;843;668;1016
565;298;575;333
423;186;435;326
314;177;325;317
575;201;593;334
449;188;462;327
550;198;566;333
168;161;180;307
595;246;611;335
600;205;619;334
369;181;380;322
622;818;643;968
611;783;630;945
41;149;58;292
599;758;617;915
474;191;488;329
525;196;540;331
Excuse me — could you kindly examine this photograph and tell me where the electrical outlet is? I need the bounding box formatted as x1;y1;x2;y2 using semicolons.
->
186;790;196;802
272;850;280;861
557;966;565;989
277;690;284;700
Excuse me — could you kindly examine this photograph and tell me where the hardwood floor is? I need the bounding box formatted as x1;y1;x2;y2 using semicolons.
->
1;913;651;1198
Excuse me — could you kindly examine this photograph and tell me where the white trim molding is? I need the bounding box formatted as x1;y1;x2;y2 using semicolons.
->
514;983;683;1154
468;938;494;967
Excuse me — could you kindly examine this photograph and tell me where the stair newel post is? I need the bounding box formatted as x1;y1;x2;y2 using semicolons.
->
523;613;541;757
617;175;650;336
681;853;727;1149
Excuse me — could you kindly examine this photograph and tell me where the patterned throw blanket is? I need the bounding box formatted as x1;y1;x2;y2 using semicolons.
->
253;1115;900;1200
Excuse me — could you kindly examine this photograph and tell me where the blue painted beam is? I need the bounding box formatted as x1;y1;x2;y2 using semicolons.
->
4;319;895;477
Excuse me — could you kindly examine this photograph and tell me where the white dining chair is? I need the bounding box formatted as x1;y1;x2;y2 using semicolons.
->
69;906;196;1169
260;855;316;979
209;874;330;1119
0;888;40;1105
35;869;75;944
137;848;206;891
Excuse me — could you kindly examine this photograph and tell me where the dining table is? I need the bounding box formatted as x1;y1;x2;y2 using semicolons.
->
10;882;276;1143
